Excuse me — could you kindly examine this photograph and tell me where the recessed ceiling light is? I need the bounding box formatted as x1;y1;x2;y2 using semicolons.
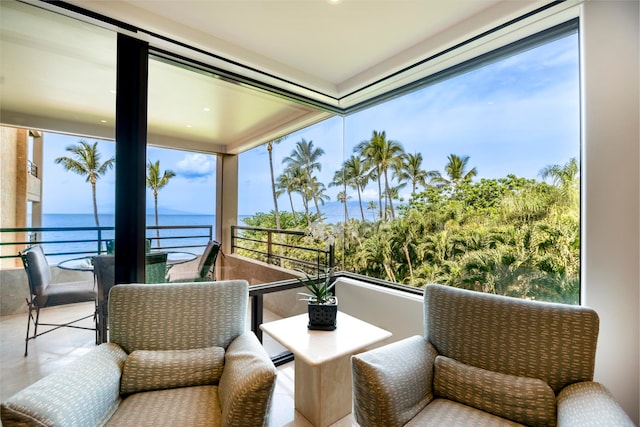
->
100;120;107;123
186;124;192;128
203;107;210;112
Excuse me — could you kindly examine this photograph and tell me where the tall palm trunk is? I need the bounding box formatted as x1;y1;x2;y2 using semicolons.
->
288;192;296;215
154;190;160;248
268;143;281;230
302;195;310;218
267;142;283;265
384;168;395;219
376;166;383;219
403;243;414;285
357;186;365;221
91;179;100;227
313;196;321;217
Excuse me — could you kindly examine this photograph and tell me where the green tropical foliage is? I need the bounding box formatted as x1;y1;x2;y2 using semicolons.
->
54;140;115;227
243;131;580;305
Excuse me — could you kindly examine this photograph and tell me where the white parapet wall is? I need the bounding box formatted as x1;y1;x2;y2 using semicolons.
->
333;277;424;346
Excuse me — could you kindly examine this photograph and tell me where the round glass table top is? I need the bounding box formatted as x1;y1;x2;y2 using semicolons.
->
57;251;197;271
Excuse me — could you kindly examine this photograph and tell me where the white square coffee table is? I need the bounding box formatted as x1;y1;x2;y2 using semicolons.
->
260;311;392;427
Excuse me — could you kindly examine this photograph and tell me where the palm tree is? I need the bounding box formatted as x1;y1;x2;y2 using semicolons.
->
146;160;176;248
54;140;115;227
282;139;325;221
395;152;437;195
539;157;579;209
284;164;311;219
309;176;330;217
276;171;297;215
432;154;478;190
267;137;286;230
282;138;324;178
336;191;351;221
331;155;370;221
344;155;370;221
356;131;404;220
367;200;377;221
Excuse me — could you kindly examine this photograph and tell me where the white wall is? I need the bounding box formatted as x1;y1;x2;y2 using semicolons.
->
581;1;639;424
334;277;424;346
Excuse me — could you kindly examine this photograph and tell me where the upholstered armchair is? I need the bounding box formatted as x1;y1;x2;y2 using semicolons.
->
1;280;277;427
352;284;634;427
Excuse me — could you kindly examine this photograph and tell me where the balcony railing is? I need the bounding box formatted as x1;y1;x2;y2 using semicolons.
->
231;225;334;275
0;225;213;262
27;160;38;178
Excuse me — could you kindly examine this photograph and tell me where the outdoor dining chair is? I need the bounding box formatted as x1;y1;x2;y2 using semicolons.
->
166;239;221;282
20;245;97;356
144;251;168;283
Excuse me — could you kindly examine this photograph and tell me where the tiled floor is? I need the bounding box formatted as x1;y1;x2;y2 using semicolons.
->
0;302;356;427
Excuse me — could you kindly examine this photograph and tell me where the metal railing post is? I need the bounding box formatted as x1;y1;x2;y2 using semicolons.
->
329;243;335;269
251;294;264;342
266;230;273;265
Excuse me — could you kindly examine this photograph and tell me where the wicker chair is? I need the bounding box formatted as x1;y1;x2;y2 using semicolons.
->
351;284;633;427
1;280;277;426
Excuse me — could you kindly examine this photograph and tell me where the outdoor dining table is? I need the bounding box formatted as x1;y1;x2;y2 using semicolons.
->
57;251;197;272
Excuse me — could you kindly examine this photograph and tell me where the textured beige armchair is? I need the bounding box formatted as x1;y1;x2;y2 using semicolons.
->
352;284;634;427
1;280;277;427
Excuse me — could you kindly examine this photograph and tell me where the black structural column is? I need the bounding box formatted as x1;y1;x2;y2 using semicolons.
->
115;34;148;284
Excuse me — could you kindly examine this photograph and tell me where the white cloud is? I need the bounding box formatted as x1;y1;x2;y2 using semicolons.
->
176;154;215;179
358;188;379;201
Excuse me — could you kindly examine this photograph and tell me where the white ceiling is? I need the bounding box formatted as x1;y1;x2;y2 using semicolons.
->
66;0;547;99
0;0;555;154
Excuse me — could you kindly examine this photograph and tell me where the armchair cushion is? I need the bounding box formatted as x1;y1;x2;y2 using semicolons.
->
121;346;225;395
105;386;221;427
557;382;635;427
433;355;556;427
1;343;127;427
406;398;525;426
351;335;437;427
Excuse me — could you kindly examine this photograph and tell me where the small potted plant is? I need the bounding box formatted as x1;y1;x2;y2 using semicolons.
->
298;270;338;330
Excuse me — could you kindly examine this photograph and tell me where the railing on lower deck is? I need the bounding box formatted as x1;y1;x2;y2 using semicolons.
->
231;225;334;275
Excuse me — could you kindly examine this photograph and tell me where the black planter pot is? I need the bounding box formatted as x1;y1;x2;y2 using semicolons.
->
307;297;338;330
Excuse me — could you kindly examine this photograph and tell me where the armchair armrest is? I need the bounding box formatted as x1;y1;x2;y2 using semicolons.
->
218;332;277;427
557;381;635;427
351;335;437;427
1;343;127;427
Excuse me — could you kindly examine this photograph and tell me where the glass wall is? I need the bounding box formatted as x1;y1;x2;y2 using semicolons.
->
238;25;580;304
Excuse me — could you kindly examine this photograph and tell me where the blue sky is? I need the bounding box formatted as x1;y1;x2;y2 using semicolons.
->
42;33;579;217
42;139;217;215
